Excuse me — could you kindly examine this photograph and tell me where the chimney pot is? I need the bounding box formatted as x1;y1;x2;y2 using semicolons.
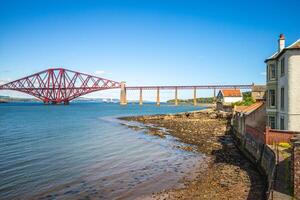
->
279;34;285;40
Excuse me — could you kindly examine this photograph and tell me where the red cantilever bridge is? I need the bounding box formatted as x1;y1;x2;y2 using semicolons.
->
0;68;253;105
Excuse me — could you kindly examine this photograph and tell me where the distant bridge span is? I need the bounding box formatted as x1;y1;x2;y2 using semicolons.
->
0;68;253;105
125;85;252;90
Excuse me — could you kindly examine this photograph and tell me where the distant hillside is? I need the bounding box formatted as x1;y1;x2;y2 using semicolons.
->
0;96;40;102
167;97;214;104
72;97;119;102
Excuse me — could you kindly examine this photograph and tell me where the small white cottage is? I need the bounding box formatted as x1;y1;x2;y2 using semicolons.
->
217;89;243;104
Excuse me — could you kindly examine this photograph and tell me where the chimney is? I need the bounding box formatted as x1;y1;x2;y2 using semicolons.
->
278;34;285;52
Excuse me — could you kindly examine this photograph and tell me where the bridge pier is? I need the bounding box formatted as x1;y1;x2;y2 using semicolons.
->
120;81;127;105
193;87;197;106
156;88;160;106
213;88;216;102
139;88;143;106
175;87;178;106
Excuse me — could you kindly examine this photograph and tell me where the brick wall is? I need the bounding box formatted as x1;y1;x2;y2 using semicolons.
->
291;137;300;199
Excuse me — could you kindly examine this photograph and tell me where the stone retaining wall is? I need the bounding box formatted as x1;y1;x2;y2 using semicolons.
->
232;127;276;199
291;136;300;199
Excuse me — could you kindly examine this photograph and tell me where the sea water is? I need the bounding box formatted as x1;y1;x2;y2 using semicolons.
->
0;102;204;199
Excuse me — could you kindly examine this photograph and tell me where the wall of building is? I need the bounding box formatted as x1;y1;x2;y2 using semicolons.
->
266;59;278;129
266;50;300;131
245;104;266;130
252;91;265;101
251;85;266;101
223;96;242;103
277;52;289;130
232;103;266;141
232;113;245;139
287;52;300;131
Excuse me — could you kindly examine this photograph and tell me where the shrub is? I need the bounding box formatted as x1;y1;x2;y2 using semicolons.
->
232;96;255;106
278;142;291;148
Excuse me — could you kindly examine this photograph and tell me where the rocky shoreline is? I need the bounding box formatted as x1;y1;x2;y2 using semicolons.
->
119;109;266;200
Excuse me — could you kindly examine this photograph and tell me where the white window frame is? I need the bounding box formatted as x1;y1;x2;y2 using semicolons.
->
269;64;276;80
280;57;285;77
269;89;276;108
280;87;284;110
269;116;276;129
280;116;285;130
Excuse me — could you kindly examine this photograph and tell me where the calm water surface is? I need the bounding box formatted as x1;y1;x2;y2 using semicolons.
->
0;102;204;199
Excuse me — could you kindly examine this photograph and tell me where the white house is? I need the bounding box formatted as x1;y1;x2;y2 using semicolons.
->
217;89;243;104
265;34;300;131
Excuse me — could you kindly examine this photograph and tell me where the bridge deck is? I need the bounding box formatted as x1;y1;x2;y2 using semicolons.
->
125;84;253;90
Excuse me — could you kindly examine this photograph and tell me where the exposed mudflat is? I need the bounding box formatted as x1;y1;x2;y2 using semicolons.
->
120;109;266;200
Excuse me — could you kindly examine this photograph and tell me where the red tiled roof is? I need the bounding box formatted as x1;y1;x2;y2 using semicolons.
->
234;106;248;113
235;101;264;115
221;89;242;97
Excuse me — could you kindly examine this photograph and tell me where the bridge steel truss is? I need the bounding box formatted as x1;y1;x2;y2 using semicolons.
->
0;68;121;104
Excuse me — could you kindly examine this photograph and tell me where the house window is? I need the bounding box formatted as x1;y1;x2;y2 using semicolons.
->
269;89;276;107
266;65;269;80
269;64;276;80
280;57;285;76
281;87;284;110
280;116;285;130
269;116;276;129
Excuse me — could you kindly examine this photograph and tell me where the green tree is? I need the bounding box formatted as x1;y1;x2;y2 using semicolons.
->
232;92;255;106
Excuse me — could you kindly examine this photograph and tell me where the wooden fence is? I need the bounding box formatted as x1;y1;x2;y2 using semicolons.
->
246;125;299;145
265;127;298;145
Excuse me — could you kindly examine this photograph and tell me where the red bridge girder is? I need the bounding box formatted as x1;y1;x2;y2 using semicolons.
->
0;68;121;104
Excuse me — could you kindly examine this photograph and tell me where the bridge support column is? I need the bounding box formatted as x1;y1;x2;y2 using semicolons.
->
213;88;216;102
120;81;127;105
156;88;160;106
139;88;143;106
175;87;178;106
193;87;197;106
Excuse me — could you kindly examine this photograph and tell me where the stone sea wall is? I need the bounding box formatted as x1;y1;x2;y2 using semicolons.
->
232;128;276;199
291;136;300;199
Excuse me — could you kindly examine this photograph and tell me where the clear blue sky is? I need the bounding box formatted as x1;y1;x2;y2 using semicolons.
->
0;0;299;101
